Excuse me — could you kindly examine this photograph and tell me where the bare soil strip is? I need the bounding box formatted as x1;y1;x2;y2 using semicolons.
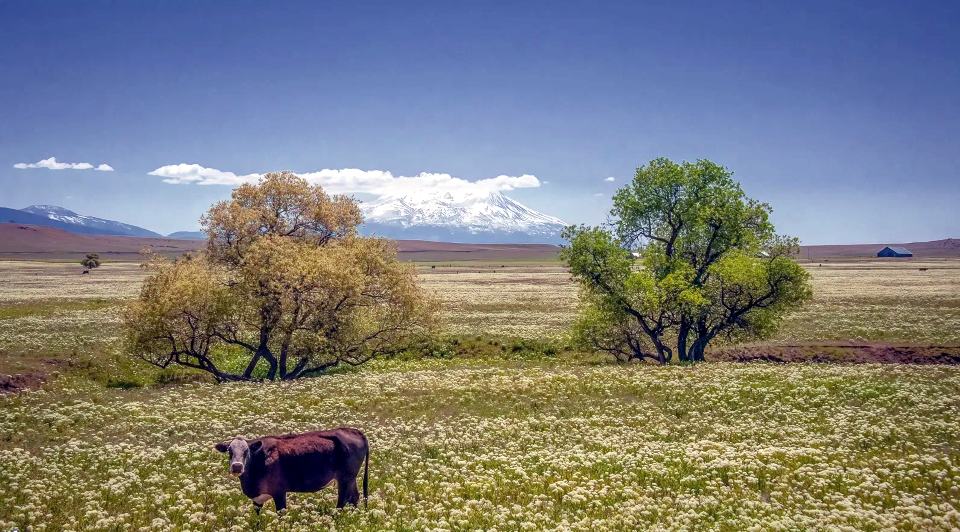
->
713;343;960;364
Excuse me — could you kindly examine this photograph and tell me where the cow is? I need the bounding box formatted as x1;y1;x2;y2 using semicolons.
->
215;427;369;512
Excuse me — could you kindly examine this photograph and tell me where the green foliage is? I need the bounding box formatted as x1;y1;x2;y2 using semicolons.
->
411;335;566;361
80;253;101;269
123;172;439;382
562;157;812;363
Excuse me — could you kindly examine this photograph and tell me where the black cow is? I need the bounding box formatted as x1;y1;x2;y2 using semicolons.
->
215;427;369;512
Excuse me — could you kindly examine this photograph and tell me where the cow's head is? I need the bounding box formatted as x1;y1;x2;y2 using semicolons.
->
215;437;262;477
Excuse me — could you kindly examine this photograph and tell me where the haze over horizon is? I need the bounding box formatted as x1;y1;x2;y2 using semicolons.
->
1;1;958;245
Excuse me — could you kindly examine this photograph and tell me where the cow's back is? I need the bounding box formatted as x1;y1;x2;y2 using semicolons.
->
315;428;367;457
271;428;367;493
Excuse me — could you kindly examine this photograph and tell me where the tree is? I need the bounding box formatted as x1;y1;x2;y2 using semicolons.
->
123;171;438;382
561;158;811;364
81;253;101;269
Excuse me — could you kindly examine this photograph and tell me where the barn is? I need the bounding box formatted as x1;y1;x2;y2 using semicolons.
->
877;246;913;258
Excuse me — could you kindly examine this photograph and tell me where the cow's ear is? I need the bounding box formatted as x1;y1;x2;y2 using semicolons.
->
215;442;229;453
264;445;280;466
248;440;263;454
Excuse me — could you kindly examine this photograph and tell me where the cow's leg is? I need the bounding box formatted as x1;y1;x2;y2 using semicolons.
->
252;494;272;515
336;479;347;508
273;492;287;513
338;476;359;507
348;480;360;506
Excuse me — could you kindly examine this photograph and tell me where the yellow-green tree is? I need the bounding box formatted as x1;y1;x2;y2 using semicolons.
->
124;172;438;381
562;158;812;364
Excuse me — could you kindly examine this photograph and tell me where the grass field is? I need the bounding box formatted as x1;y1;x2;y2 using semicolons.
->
2;362;960;531
2;258;960;530
1;258;958;367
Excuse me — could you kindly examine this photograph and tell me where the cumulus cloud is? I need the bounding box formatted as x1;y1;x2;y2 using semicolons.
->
604;177;615;182
13;157;110;171
148;164;260;185
594;193;605;196
149;164;543;196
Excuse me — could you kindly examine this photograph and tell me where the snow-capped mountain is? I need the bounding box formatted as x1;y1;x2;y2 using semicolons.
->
19;205;161;237
360;190;567;244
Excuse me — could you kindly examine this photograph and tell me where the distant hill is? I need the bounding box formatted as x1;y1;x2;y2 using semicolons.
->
0;223;203;259
0;207;120;236
167;231;206;240
0;223;561;261
4;220;953;262
798;238;960;259
18;205;161;237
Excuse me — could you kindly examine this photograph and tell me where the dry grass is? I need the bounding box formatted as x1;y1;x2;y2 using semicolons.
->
1;259;958;356
416;259;960;345
0;261;148;304
419;266;578;338
775;259;960;345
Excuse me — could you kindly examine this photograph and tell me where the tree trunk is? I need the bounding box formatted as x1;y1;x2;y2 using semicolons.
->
279;349;288;380
690;336;710;362
651;337;671;365
265;354;278;380
242;352;261;378
677;319;691;362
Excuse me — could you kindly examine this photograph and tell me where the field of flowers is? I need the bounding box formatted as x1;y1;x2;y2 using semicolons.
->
2;362;960;531
1;259;960;530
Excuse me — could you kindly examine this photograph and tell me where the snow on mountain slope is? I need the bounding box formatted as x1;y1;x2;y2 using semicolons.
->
360;190;566;244
20;205;161;237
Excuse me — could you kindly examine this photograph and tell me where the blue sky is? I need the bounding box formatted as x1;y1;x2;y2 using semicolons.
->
1;0;957;244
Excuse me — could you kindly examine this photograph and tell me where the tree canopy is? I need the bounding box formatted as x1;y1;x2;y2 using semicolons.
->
561;158;811;363
123;171;438;382
81;253;101;269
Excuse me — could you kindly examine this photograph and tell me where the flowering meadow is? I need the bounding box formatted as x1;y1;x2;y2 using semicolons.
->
2;362;960;531
2;259;960;531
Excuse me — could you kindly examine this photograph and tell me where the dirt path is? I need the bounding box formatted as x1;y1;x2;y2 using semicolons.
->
712;343;960;364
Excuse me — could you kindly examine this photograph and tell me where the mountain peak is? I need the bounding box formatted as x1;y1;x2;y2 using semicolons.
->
15;205;161;237
22;205;79;216
360;190;566;244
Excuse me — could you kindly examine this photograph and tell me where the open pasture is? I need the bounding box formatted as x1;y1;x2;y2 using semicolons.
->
775;259;960;345
1;258;958;370
1;259;960;530
2;363;960;531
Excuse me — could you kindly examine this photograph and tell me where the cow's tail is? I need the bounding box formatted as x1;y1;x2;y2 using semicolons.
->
362;444;369;506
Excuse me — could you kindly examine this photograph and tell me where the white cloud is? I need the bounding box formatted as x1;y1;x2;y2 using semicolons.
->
594;193;605;196
148;164;260;185
13;157;108;171
149;164;543;196
604;177;615;182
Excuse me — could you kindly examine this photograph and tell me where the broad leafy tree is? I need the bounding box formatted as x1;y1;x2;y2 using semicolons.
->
80;253;101;269
124;172;438;381
562;158;811;363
